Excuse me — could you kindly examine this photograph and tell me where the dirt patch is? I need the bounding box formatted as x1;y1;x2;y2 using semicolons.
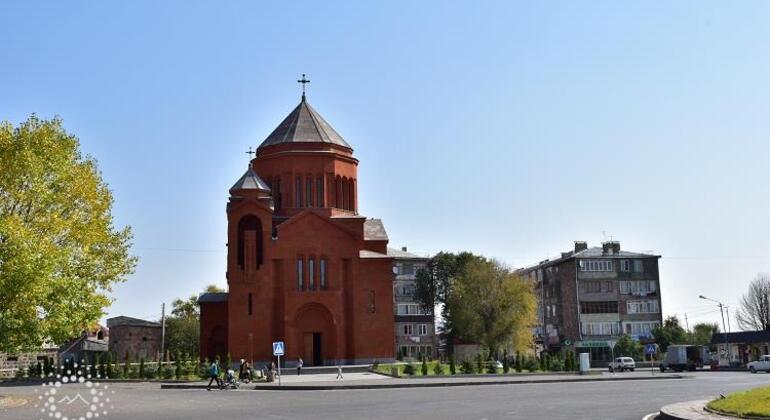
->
0;395;28;409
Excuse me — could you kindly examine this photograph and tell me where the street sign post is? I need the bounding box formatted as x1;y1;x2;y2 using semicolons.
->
273;341;285;386
645;344;658;376
607;340;616;376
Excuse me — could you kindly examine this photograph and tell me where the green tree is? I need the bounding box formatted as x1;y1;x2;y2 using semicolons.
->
164;284;224;357
652;316;688;352
688;322;719;347
421;358;428;376
447;259;537;355
414;252;484;350
449;355;456;374
0;116;137;352
613;334;643;360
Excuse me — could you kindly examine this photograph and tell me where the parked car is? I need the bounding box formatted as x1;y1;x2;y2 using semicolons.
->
608;357;636;372
660;345;711;372
747;355;770;373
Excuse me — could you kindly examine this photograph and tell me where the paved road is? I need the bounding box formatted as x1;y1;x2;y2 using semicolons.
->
1;371;767;420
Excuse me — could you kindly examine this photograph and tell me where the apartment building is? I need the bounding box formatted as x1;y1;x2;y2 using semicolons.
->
389;247;436;360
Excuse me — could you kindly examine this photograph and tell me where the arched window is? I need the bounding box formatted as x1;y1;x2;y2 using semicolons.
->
237;215;263;270
308;258;315;290
316;176;324;207
248;293;253;316
320;259;327;290
273;178;282;211
296;258;304;290
342;178;349;210
349;179;355;212
295;177;302;208
306;177;313;207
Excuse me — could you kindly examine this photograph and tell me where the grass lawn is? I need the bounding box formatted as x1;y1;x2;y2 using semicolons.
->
707;386;770;418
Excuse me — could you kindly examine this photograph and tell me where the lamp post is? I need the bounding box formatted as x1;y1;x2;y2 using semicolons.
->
699;295;731;366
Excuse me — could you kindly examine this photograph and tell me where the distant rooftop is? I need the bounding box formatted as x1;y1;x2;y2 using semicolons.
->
387;247;429;260
198;292;228;304
363;219;388;241
519;241;660;271
106;316;160;328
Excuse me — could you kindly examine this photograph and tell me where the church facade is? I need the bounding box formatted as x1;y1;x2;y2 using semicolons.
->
199;92;395;366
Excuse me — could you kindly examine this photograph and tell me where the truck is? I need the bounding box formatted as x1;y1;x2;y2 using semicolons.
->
660;345;711;372
747;355;770;373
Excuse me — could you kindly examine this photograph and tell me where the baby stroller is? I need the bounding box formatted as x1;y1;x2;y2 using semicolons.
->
221;369;240;390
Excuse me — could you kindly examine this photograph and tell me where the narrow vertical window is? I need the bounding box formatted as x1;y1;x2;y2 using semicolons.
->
368;290;376;313
317;177;324;207
297;258;304;290
308;258;315;290
248;293;253;316
320;259;327;289
295;177;302;208
306;177;313;207
274;179;282;211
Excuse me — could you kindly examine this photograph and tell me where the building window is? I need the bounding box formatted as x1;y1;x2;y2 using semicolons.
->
295;177;302;207
418;324;428;336
580;301;619;314
621;260;631;272
306;178;313;207
317;177;324;207
582;281;603;293
248;293;253;315
308;258;315;290
579;260;614;272
237;215;263;270
319;259;327;289
622;321;660;338
633;260;644;273
368;290;376;313
580;322;620;336
620;280;657;295
274;179;282;211
296;258;304;290
627;300;660;314
403;324;413;335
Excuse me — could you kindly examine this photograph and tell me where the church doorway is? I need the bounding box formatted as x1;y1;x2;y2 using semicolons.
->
294;303;336;367
302;332;323;366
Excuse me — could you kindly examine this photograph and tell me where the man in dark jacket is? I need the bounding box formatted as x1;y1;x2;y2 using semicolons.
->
206;360;221;391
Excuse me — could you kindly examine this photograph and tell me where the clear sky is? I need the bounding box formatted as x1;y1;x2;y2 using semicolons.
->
2;1;769;331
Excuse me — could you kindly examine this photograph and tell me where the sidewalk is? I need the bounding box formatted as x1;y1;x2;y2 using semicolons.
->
161;371;687;391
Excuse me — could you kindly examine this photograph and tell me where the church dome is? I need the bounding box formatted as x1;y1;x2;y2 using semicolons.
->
257;97;352;151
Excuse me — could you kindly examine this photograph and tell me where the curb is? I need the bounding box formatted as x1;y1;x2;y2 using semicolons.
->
160;374;686;391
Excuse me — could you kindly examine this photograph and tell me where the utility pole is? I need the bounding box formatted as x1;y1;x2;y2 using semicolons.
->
684;313;690;333
700;295;731;366
726;306;732;333
160;303;166;363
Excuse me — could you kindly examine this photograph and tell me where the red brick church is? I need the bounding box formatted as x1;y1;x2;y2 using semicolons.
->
199;88;395;366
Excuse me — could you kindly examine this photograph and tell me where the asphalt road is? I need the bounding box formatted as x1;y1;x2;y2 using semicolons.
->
1;371;768;420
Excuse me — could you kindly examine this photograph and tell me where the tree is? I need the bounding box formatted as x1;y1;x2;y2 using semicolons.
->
0;116;137;352
447;259;537;354
736;274;770;331
652;316;687;352
164;284;224;357
689;323;719;347
613;334;643;360
414;252;484;349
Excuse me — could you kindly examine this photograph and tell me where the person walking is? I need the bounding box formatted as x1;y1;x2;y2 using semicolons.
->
206;360;221;391
336;364;343;380
297;357;303;376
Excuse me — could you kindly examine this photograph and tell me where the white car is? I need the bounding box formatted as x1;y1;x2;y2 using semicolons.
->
748;355;770;373
608;357;636;372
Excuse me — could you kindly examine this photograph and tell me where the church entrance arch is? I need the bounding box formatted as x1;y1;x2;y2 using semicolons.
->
293;303;336;366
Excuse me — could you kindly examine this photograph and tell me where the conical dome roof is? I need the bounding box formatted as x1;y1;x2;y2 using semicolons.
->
258;97;352;150
230;165;271;192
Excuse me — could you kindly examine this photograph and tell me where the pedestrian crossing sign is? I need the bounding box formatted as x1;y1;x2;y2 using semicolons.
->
645;344;657;355
273;341;285;356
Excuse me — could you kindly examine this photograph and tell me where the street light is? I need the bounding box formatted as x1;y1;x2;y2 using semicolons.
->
699;295;732;366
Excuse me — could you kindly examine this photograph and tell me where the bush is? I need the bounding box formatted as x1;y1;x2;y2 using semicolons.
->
162;365;175;380
502;352;510;374
476;353;483;373
523;356;539;372
449;355;456;375
460;359;475;374
433;361;444;375
515;352;522;372
549;357;564;372
139;358;146;379
421;359;428;376
372;360;380;371
15;366;26;379
487;361;498;374
403;363;416;375
174;352;182;380
565;351;575;372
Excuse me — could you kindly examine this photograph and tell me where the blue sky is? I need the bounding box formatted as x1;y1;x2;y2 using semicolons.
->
2;1;769;330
